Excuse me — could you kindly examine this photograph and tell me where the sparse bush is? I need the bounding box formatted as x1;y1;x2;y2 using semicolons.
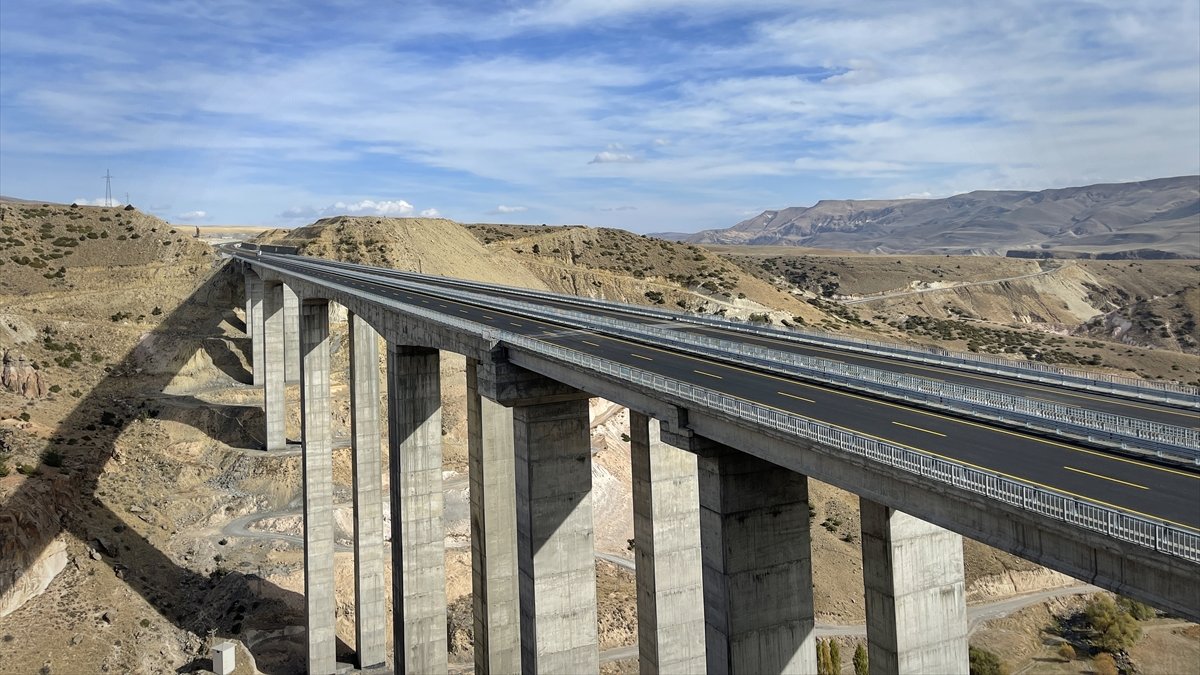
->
1092;652;1118;675
1056;643;1075;661
968;646;1007;675
1117;596;1156;621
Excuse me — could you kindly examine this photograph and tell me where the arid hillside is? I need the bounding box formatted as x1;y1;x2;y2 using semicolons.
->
661;176;1200;257
1;205;1195;674
718;247;1200;384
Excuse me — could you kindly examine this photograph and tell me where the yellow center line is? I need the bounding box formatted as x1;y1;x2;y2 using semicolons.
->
778;391;815;404
1064;466;1149;490
620;334;1198;480
692;326;1199;423
892;421;946;437
581;340;600;347
694;369;723;379
631;353;654;361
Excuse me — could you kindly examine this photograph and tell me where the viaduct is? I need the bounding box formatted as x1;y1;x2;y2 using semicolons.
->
231;246;1199;674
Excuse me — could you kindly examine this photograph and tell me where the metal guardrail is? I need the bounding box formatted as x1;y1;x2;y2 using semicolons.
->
278;257;1196;461
306;258;1199;408
239;255;1200;564
534;308;1200;460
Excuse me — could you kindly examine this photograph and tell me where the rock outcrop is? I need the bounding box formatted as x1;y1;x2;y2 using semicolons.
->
1;350;48;398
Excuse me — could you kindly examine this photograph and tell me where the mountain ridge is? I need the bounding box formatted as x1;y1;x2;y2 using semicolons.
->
655;176;1200;257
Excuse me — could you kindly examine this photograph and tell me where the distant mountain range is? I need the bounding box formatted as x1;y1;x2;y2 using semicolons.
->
653;177;1200;257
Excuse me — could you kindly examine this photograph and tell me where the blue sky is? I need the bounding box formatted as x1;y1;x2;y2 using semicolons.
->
2;1;1198;232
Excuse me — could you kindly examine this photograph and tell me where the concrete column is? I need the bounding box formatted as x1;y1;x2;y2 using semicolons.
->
860;499;968;675
698;446;816;674
466;359;521;675
262;282;286;452
284;283;300;383
245;269;264;385
350;313;386;669
514;396;598;673
243;267;256;338
299;300;336;674
387;344;447;673
629;412;706;674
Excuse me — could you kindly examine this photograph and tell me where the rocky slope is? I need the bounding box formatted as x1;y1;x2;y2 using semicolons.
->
659;176;1200;257
1;202;1192;673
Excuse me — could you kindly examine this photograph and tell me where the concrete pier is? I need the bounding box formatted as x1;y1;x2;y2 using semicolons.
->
387;344;448;673
349;314;386;669
629;411;706;674
245;269;264;385
466;359;521;674
698;446;816;674
860;499;968;675
284;283;300;383
261;282;286;452
513;396;598;673
299;299;336;674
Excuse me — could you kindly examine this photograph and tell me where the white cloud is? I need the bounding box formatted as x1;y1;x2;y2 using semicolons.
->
492;205;528;214
589;151;638;164
176;210;208;220
335;199;414;216
419;208;441;217
279;199;418;221
72;197;125;206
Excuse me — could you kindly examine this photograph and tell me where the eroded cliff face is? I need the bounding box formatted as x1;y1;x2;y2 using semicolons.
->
0;460;71;618
1;351;49;399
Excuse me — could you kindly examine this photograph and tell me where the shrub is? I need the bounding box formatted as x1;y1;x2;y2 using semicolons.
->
1093;652;1118;675
968;646;1006;675
1056;643;1075;661
42;450;64;468
1117;596;1156;621
0;461;9;477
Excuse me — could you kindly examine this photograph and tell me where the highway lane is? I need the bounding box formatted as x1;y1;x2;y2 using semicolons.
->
266;254;1198;428
242;253;1200;531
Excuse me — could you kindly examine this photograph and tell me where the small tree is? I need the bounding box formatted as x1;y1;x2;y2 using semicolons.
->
817;639;831;675
1056;643;1075;662
853;644;868;675
1085;595;1142;652
830;640;841;674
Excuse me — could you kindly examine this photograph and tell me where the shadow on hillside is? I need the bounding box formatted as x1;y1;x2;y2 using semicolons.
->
0;260;347;669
